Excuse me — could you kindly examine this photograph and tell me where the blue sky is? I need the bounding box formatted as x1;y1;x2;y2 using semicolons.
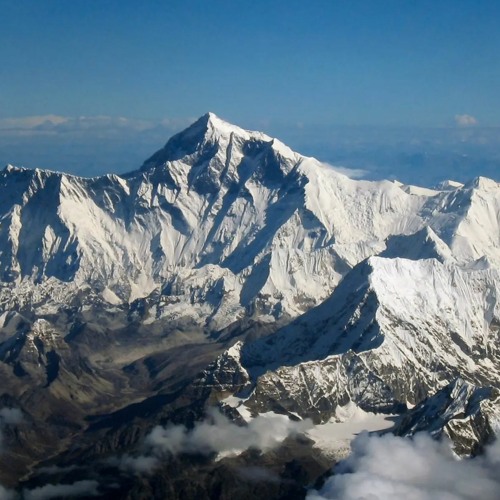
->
1;0;499;183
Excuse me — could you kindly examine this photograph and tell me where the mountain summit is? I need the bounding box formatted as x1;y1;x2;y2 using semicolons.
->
140;112;286;171
0;114;499;494
0;114;499;327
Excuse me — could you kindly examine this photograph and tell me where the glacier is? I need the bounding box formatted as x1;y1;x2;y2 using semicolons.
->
0;113;499;494
0;112;498;331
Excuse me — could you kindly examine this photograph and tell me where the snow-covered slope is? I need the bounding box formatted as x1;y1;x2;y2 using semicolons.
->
0;113;499;330
1;114;500;488
203;255;500;430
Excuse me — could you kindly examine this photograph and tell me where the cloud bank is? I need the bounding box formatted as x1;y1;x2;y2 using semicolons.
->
307;432;500;500
17;410;309;497
146;409;311;458
0;114;193;177
0;115;191;137
23;480;99;500
116;409;311;473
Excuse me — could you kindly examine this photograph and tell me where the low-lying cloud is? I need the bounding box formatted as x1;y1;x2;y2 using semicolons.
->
146;409;311;457
0;115;190;137
23;480;99;500
13;410;309;497
116;409;312;473
0;114;193;176
113;454;160;473
307;432;500;500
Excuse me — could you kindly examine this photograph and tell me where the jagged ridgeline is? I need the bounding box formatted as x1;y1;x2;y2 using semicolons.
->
0;114;499;496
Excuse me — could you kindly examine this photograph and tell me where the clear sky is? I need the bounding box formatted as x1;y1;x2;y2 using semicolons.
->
1;0;499;183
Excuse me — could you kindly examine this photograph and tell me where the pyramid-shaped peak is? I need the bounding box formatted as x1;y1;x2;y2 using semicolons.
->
165;112;274;151
195;112;271;141
140;113;298;171
197;111;242;134
204;111;223;124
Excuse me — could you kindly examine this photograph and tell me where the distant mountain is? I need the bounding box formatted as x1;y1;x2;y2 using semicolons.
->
0;114;499;497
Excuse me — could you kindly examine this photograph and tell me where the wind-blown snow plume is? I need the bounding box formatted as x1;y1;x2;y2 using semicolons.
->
307;433;500;500
323;163;368;179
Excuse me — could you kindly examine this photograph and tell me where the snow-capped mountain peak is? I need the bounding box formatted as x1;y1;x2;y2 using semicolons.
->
1;115;500;492
139;112;297;175
0;114;498;329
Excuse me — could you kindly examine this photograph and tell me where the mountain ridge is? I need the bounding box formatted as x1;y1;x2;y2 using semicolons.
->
0;114;499;494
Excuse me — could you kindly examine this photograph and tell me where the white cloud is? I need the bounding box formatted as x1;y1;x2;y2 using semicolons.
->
0;113;195;176
37;465;80;475
455;114;478;127
113;409;312;473
23;480;99;500
0;114;192;138
145;409;311;459
112;454;159;474
0;115;67;130
307;432;500;500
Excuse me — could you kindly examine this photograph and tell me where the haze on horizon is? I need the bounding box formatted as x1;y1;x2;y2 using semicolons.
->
1;0;499;185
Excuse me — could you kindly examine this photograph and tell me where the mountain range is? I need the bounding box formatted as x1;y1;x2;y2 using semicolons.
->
0;113;499;498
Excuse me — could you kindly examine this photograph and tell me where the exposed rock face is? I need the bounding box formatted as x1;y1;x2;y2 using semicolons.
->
394;378;500;456
200;257;500;432
1;114;499;330
0;114;499;496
